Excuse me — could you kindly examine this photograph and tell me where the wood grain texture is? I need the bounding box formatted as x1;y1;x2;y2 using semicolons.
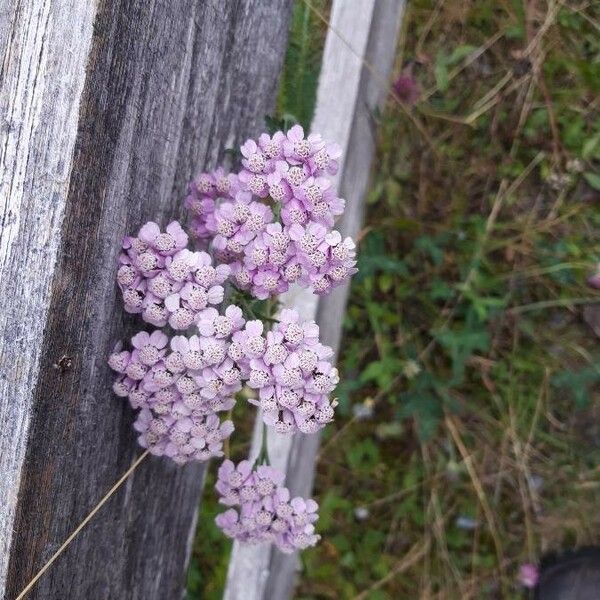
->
0;0;293;598
223;1;405;598
0;0;97;591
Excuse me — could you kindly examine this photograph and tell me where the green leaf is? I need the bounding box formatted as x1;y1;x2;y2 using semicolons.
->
434;324;490;384
264;114;285;134
415;235;445;266
430;278;454;301
357;231;409;279
334;378;364;415
434;52;449;92
506;24;525;40
551;368;600;408
583;172;600;191
466;293;507;321
346;439;380;471
447;45;477;66
582;133;600;160
319;490;352;531
398;372;443;440
433;46;476;94
359;356;403;389
340;551;356;569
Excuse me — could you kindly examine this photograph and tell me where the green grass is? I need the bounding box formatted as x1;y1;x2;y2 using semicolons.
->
277;0;329;129
189;1;600;598
298;1;600;598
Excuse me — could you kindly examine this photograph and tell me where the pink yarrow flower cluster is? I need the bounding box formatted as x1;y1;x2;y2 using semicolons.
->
185;126;357;299
117;221;229;329
215;460;320;553
108;305;245;463
184;168;237;242
111;127;356;555
108;305;339;459
233;308;338;434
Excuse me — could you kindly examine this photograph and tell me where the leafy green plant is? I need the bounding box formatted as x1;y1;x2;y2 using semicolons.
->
277;0;329;128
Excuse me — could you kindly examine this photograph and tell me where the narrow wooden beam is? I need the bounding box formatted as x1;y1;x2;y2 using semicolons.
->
0;1;97;591
0;1;293;598
223;1;405;598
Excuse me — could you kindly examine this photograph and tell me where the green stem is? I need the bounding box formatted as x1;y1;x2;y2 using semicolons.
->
256;422;270;465
224;407;233;459
253;312;279;324
254;298;280;466
260;297;281;331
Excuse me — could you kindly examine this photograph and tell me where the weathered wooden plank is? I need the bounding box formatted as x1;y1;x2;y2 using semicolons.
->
0;0;97;592
0;1;293;598
223;1;405;598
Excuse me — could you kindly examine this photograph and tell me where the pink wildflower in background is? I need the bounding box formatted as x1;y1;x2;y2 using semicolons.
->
587;264;600;289
518;563;539;588
392;65;421;106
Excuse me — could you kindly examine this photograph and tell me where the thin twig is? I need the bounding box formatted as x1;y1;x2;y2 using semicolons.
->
445;415;506;588
509;296;600;314
352;538;430;600
16;450;150;600
421;29;507;101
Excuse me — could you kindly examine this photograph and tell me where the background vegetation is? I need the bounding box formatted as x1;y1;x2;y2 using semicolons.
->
188;1;600;598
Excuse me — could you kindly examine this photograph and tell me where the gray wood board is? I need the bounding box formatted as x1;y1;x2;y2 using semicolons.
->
223;1;405;598
0;0;293;598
